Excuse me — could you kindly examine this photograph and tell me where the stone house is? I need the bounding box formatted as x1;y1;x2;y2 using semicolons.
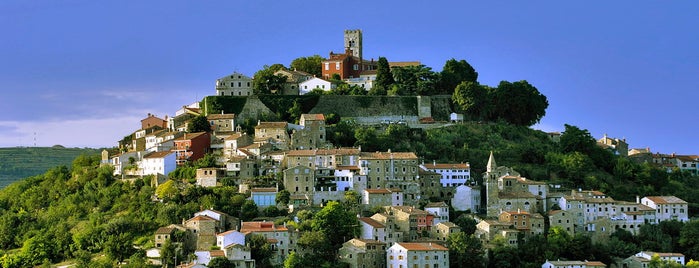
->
254;121;289;150
195;168;226;188
290;114;327;150
338;239;387;268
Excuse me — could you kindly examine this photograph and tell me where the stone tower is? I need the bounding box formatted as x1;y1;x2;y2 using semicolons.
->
344;29;362;60
484;151;500;217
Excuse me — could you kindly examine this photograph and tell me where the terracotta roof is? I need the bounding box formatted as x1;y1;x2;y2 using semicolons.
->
392;206;429;215
548;210;565;216
210;250;225;257
266;238;279;243
336;165;360;170
645;196;687;204
642;251;685;257
186;215;217;223
255;122;288;129
251;187;277;193
224;133;243;140
422;163;470;169
240;221;288;233
501;210;530;216
395;242;448;251
360;151;418;160
176;132;208;141
436;221;458;228
155;227;175;234
515;177;546;185
144;151;174;158
585;261;606;266
207;113;236;120
301;114;325;121
359;217;385;228
285;148;360;156
365;188;399;194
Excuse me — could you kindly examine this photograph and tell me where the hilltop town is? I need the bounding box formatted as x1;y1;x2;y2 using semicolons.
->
93;30;699;268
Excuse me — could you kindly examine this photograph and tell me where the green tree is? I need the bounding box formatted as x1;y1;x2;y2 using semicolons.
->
187;115;212;133
284;251;305;268
370;57;393;95
297;231;332;257
290;55;325;77
489;80;548;126
453;214;477;235
253;64;287;94
447;232;485;268
311;201;359;251
103;233;133;262
240;200;259;221
439;58;478;94
391;64;438;95
248;234;273;268
208;257;233;268
452;81;489;119
681;220;699;260
276;189;290;206
155;180;178;200
559;124;596;154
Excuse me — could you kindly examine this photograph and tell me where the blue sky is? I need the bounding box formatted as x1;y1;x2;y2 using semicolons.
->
0;1;697;154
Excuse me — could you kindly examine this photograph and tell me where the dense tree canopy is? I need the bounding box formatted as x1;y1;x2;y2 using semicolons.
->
290;55;325;77
253;64;288;94
489;80;548;126
370;57;393;95
187;114;212;133
440;58;478;94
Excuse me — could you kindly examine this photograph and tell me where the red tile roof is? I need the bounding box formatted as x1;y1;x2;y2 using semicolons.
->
186;215;217;223
255;122;288;129
240;221;288;233
360;151;418;160
210;250;225;257
422;163;470;169
301;114;325;121
395;242;448;251
144;151;174;158
359;217;385;228
207;114;236;120
251;187;277;193
645;196;687;204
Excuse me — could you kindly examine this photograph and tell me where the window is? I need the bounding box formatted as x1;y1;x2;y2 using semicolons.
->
325;63;329;70
336;62;340;70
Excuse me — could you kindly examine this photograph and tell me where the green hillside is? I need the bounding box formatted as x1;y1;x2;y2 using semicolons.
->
0;147;101;188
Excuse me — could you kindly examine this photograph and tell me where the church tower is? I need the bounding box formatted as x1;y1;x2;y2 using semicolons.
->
484;151;500;217
344;29;362;60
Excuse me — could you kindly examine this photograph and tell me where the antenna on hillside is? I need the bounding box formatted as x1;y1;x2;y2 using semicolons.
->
33;132;37;147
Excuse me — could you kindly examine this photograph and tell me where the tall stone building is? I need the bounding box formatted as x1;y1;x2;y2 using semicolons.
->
344;29;363;60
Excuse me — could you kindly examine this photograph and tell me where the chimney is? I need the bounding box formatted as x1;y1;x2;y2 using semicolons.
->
636;196;640;203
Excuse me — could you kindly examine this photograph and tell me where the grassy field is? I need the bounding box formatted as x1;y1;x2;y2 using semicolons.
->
0;146;101;188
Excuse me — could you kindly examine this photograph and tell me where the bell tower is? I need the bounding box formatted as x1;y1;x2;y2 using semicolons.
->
344;29;363;61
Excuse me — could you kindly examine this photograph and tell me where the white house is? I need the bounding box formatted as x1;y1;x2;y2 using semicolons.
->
358;217;387;242
424;202;449;225
420;162;471;187
387;242;449;268
216;72;253;96
216;230;246;249
641;196;689;223
450;112;464;123
635;251;685;266
299;77;334;94
451;184;481;212
141;151;176;177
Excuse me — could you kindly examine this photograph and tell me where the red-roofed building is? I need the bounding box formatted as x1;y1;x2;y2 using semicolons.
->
641;196;689;222
240;221;290;265
174;132;210;166
387;242;448;268
420;162;471;187
141;113;168;130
